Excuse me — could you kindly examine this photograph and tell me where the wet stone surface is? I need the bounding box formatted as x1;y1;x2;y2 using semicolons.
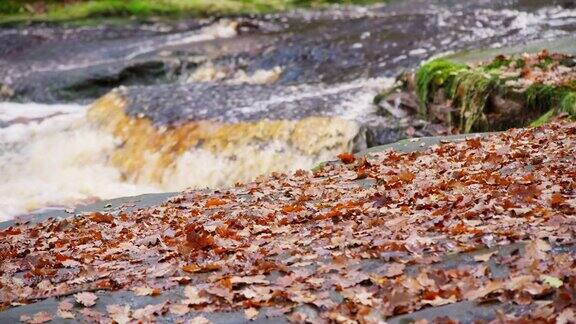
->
1;1;576;322
1;0;576;103
2;127;574;323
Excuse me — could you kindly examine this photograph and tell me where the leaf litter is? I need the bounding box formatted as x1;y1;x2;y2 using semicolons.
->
1;122;575;322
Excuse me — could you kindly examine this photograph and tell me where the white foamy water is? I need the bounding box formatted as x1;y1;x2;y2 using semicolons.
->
0;102;160;220
0;79;390;220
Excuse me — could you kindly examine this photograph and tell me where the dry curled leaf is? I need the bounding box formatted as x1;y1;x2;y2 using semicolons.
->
74;292;98;307
169;303;189;316
244;307;259;321
189;316;211;324
337;153;355;164
106;304;131;324
132;286;161;296
20;311;52;324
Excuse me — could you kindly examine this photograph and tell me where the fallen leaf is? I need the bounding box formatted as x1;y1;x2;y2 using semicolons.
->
422;295;457;306
183;286;209;305
557;308;576;324
474;251;496;262
57;299;75;319
132;286;161;296
384;263;406;277
56;309;75;320
189;316;211;324
132;303;166;322
464;281;503;300
20;312;52;324
337;153;355;164
231;275;269;285
75;292;98;307
182;263;220;273
541;275;563;288
106;304;131;324
169;303;189;316
245;308;259;320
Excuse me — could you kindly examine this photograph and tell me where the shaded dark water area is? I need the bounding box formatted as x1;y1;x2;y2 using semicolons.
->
1;0;576;103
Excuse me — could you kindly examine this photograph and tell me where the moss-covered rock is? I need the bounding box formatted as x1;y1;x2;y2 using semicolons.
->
387;49;576;133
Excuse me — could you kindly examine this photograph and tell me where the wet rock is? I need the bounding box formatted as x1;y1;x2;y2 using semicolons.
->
86;79;428;188
2;0;576;103
379;38;576;133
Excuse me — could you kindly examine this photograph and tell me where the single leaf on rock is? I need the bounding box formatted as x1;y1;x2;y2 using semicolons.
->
384;263;406;277
132;286;161;296
182;263;220;273
132;303;166;322
75;292;98;307
89;212;114;224
169;303;189;316
183;286;209;305
542;275;563;288
422;295;457;306
245;307;259;321
474;251;496;262
20;311;52;324
57;299;75;319
464;281;503;300
337;153;355;164
205;198;226;207
106;304;131;324
189;316;211;324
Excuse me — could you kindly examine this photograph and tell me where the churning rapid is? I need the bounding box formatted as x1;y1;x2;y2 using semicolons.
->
0;102;157;219
0;77;390;220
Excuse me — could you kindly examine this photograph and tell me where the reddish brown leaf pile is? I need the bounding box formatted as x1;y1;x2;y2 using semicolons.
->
1;122;575;323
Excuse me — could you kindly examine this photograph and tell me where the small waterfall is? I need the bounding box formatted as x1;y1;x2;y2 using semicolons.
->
0;78;391;220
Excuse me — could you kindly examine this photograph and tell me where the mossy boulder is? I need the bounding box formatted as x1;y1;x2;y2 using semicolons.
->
380;39;576;133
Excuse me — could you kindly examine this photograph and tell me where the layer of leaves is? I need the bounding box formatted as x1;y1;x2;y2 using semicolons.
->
1;122;575;322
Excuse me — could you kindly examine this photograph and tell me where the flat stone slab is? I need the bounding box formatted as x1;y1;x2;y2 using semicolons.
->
1;130;556;323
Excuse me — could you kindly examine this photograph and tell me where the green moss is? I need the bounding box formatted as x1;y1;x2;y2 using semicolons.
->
415;52;576;132
482;56;511;71
0;0;384;24
525;84;560;111
536;56;555;70
415;59;502;132
415;59;468;116
526;84;576;125
525;84;574;112
530;109;554;127
559;92;576;116
448;70;499;132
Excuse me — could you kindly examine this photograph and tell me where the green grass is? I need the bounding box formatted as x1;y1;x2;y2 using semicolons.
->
0;0;381;24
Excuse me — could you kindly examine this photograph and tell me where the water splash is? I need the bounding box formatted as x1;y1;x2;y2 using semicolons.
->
0;78;391;220
0;102;159;220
